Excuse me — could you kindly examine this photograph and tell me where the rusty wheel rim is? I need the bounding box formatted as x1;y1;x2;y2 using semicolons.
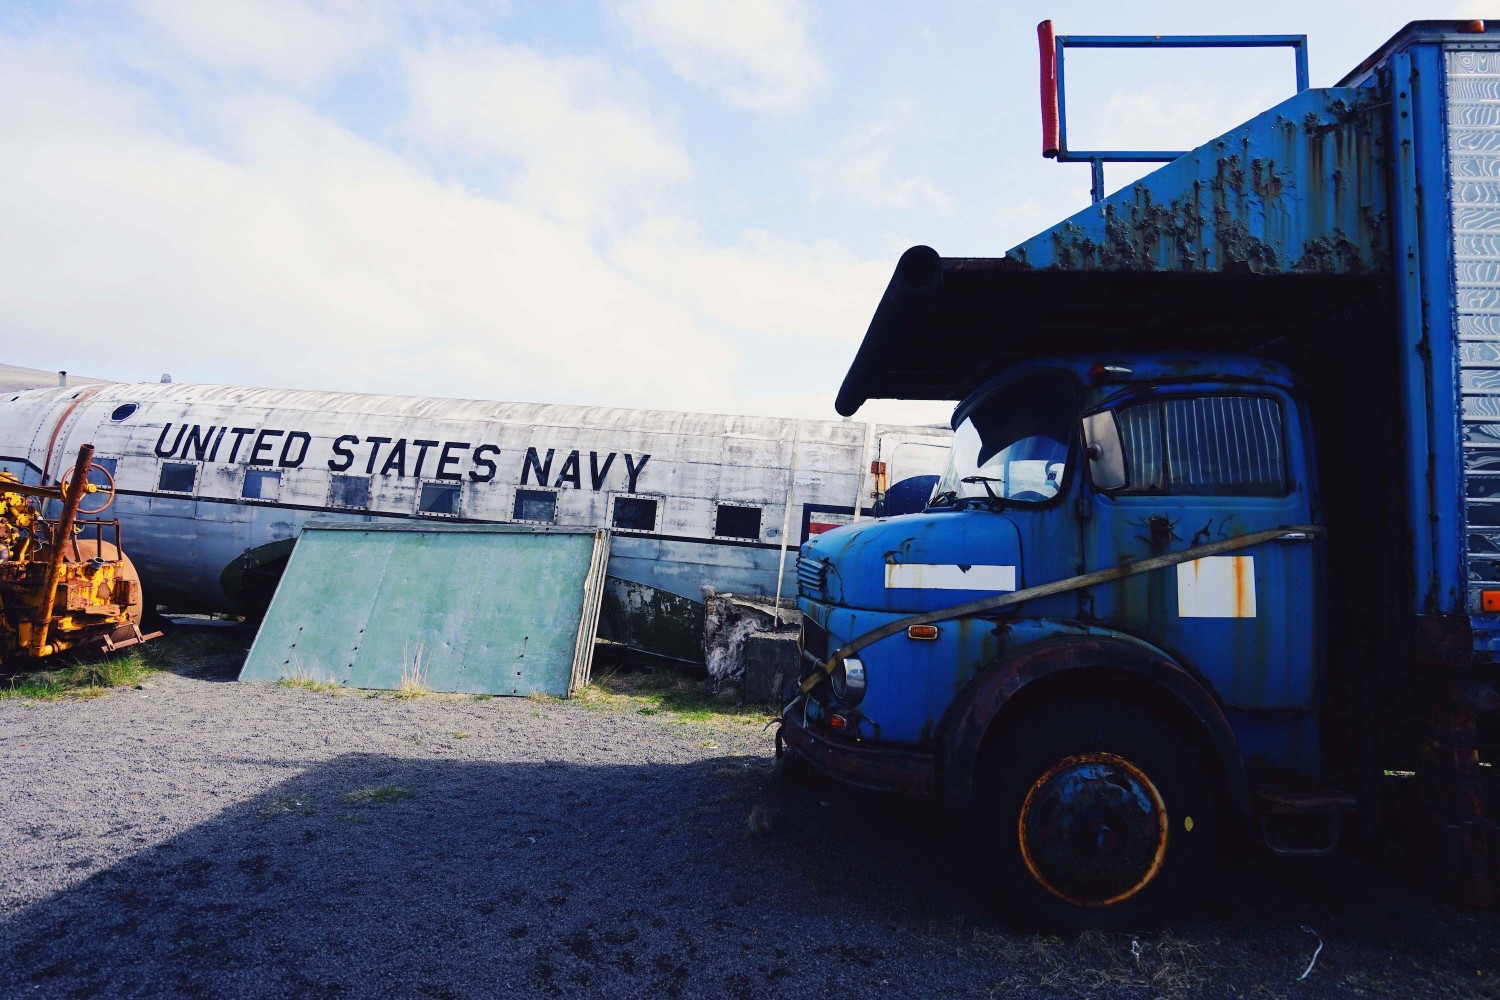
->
1017;752;1170;908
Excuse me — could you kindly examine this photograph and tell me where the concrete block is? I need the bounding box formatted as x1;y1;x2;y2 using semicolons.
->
742;630;799;705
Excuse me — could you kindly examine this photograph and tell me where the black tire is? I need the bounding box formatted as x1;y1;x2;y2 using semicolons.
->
970;698;1217;930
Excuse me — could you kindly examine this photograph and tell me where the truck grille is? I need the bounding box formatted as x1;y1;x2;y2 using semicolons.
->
801;618;829;662
796;553;826;596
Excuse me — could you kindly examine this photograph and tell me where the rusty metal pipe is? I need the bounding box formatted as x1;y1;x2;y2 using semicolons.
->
28;444;94;658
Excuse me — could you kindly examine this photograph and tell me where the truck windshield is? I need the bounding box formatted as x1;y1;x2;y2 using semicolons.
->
933;371;1076;506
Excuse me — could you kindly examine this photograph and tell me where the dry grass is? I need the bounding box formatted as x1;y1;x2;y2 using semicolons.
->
976;928;1209;997
276;659;342;695
344;785;413;805
394;642;430;699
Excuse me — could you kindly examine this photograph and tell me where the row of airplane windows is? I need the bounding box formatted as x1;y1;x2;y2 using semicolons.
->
93;457;767;540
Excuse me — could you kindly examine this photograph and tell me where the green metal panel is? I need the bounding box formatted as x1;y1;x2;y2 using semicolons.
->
238;522;610;696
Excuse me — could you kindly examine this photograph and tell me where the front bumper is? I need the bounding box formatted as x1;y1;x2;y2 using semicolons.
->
779;709;937;797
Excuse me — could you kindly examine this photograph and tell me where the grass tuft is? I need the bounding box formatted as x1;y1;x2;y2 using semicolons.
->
575;663;772;729
393;643;430;699
344;785;413;805
979;928;1209;998
0;648;161;701
277;662;342;695
452;730;472;740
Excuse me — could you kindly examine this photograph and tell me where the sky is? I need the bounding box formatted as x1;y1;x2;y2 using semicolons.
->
0;1;1480;424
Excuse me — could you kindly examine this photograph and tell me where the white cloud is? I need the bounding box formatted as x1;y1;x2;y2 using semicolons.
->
0;33;736;413
132;0;395;88
618;0;827;114
804;103;951;212
611;217;889;342
403;40;692;228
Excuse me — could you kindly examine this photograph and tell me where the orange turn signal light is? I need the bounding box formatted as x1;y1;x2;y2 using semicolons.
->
1484;590;1500;612
907;624;940;640
828;714;848;730
1462;19;1486;33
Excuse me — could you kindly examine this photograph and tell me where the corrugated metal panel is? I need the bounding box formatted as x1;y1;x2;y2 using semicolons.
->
1449;49;1500;611
238;522;609;696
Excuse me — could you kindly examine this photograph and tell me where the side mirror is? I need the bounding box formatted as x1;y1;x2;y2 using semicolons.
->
1081;410;1127;491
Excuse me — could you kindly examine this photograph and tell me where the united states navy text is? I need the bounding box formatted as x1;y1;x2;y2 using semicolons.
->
153;424;649;491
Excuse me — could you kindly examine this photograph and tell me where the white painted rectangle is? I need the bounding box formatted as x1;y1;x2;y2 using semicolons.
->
1176;556;1256;618
885;563;1016;591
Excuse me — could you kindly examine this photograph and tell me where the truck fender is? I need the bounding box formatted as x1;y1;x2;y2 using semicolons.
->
936;634;1250;817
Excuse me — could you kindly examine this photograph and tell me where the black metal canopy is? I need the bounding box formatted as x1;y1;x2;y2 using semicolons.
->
833;246;1384;417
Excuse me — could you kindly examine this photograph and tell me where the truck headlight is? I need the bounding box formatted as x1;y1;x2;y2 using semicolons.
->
830;657;866;704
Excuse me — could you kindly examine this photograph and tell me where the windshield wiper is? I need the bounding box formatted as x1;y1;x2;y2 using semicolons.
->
960;475;1004;501
929;490;959;508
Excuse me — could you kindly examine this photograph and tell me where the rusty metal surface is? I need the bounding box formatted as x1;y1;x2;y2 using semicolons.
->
0;445;152;664
777;711;937;797
1008;86;1387;274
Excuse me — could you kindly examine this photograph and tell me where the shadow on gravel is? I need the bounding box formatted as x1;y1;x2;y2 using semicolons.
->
149;627;253;683
4;751;1498;1000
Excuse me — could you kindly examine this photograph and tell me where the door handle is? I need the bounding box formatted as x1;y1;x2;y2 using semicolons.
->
1277;530;1317;542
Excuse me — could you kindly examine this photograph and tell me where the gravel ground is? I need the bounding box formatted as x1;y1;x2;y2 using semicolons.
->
2;632;1499;999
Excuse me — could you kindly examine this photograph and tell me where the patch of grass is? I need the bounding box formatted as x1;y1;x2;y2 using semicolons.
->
526;691;558;705
260;796;315;818
343;785;413;805
980;928;1209;998
471;693;494;701
577;663;772;729
0;648;161;701
276;664;342;695
393;643;430;699
452;730;472;740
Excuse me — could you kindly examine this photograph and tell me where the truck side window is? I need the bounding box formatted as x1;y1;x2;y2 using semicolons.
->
1113;395;1286;496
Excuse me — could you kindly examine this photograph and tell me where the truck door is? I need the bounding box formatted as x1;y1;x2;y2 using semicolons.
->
1081;389;1321;716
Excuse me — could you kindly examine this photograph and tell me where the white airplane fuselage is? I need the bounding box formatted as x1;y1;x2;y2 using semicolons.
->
0;382;950;659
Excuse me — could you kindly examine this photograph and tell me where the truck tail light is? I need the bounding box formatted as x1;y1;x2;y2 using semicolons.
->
907;624;940;640
828;714;848;730
1483;590;1500;612
1462;19;1486;33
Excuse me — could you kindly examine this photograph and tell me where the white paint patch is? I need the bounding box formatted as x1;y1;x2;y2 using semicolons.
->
885;564;1016;591
1176;556;1256;618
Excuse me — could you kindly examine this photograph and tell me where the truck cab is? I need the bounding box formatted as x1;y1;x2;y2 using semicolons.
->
786;354;1323;925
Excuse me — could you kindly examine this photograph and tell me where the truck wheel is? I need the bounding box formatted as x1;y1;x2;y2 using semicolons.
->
971;698;1215;930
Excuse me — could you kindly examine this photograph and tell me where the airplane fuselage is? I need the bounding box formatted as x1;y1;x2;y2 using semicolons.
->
0;382;949;659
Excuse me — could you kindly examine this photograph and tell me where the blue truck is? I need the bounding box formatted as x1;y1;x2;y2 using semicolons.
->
780;19;1500;927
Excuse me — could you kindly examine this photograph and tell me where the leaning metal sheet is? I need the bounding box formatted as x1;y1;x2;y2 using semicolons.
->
238;522;610;696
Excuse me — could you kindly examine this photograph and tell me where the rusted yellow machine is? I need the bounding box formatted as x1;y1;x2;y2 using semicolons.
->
0;444;158;664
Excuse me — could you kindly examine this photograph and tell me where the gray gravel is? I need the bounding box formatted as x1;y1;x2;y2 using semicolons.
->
2;633;1498;999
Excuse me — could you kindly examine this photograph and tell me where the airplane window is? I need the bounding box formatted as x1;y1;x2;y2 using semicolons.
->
715;504;761;540
329;474;370;509
419;482;461;517
110;403;137;421
612;496;657;532
242;469;281;501
513;489;556;522
158;462;196;494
